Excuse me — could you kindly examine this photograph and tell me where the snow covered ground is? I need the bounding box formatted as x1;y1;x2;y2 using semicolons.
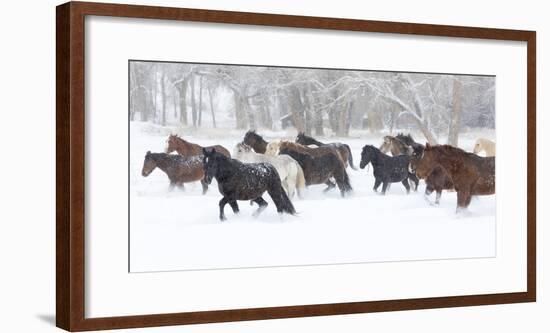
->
129;122;496;272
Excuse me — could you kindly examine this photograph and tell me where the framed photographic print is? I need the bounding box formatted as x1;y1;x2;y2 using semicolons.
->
56;1;536;331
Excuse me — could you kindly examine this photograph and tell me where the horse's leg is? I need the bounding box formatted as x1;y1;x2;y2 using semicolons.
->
176;181;185;191
401;179;411;194
373;178;382;192
456;190;470;213
435;189;442;205
251;197;268;217
408;173;419;191
200;179;208;195
228;200;240;214
286;175;296;199
323;180;336;192
218;197;229;221
168;181;176;192
381;181;389;195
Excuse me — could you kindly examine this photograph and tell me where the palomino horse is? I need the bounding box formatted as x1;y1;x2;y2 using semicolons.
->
295;132;357;170
202;148;296;221
266;141;352;197
233;143;306;199
411;144;495;212
473;138;495;157
141;151;208;193
165;134;231;157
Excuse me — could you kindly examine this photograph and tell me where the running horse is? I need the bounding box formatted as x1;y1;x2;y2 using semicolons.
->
410;144;495;212
165;134;231;157
295;132;357;170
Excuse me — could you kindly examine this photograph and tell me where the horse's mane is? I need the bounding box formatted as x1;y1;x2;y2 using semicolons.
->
429;145;478;159
279;140;312;152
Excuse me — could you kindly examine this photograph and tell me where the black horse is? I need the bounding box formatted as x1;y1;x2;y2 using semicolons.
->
359;145;418;195
202;148;296;221
295;132;357;170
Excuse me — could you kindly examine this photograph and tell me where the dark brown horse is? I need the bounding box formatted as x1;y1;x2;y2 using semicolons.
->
411;144;495;211
269;141;352;196
243;130;269;154
141;151;208;193
295;132;357;170
165;134;230;157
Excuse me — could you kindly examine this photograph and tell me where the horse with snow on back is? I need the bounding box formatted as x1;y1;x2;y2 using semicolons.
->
202;148;296;221
233;142;306;199
360;145;417;195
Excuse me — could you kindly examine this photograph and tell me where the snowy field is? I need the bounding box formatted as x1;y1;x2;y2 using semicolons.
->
129;122;496;272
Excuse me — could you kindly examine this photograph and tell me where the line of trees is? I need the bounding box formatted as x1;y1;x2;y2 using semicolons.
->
130;61;495;145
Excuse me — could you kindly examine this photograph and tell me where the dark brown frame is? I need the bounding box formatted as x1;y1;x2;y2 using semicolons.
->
56;1;536;331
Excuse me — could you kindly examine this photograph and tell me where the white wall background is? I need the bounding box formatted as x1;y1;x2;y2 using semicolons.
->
0;0;546;332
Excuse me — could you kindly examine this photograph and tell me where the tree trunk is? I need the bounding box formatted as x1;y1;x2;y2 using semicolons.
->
207;87;217;128
336;101;352;137
178;78;188;125
233;91;248;129
198;76;203;127
288;86;305;133
447;78;463;146
190;75;197;127
173;89;178;118
160;73;167;126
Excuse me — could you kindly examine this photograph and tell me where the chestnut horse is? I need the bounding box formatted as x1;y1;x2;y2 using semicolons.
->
411;144;495;212
165;134;230;157
141;151;208;193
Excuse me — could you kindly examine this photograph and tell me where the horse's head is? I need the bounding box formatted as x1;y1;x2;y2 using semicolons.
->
141;151;157;177
413;143;438;179
408;145;425;175
295;132;309;145
233;142;253;156
243;130;263;147
473;139;482;154
379;136;392;154
202;148;224;184
165;134;180;154
265;141;281;156
396;133;415;146
360;145;377;169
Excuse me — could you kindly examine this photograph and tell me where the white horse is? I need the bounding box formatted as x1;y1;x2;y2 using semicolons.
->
473;138;495;157
233;143;306;199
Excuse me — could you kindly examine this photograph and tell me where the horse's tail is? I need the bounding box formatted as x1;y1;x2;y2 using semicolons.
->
344;144;357;170
294;162;306;198
342;169;353;193
268;176;296;215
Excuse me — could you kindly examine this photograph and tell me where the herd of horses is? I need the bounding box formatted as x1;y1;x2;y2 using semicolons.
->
141;130;496;221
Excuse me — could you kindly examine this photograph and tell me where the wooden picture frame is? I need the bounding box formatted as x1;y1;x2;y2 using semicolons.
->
56;1;536;331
